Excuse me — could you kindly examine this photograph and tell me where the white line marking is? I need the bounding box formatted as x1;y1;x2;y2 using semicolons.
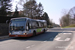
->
55;37;61;41
63;33;72;35
44;41;47;42
55;37;61;40
57;40;64;41
56;36;58;37
55;37;65;41
43;40;47;42
31;45;35;47
55;37;71;41
26;46;30;48
63;33;67;34
65;38;70;41
55;33;62;38
68;33;72;34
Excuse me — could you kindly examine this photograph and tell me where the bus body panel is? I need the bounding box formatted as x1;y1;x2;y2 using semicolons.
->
9;17;47;37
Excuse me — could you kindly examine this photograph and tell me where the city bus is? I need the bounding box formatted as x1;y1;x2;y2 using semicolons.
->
9;17;47;37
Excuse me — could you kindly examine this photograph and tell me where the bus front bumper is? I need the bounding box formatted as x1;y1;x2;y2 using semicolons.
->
9;33;33;37
9;35;28;37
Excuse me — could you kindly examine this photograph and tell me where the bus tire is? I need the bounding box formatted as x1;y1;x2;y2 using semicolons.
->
33;31;36;36
43;29;45;33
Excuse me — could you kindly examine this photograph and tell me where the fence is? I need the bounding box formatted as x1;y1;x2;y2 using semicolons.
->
0;16;15;36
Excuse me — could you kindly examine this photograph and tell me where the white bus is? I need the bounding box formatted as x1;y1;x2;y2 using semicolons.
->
9;17;47;37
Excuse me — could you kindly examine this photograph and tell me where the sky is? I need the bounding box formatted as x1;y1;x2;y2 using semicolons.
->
12;0;75;25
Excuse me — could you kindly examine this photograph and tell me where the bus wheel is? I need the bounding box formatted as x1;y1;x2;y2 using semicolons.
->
43;29;45;33
33;31;36;36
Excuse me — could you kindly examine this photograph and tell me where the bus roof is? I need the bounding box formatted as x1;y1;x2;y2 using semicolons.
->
11;17;46;22
11;17;30;20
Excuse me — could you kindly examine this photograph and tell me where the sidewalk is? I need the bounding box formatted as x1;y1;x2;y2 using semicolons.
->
0;35;9;40
66;31;75;50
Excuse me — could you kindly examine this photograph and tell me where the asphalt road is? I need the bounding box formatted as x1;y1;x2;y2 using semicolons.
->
0;27;75;50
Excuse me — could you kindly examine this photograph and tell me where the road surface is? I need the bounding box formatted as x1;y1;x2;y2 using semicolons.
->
0;27;75;50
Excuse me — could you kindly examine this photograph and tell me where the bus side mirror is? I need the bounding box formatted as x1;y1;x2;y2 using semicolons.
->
6;20;9;23
6;20;10;24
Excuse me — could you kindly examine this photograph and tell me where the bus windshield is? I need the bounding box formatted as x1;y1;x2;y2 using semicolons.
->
11;18;26;22
10;19;26;31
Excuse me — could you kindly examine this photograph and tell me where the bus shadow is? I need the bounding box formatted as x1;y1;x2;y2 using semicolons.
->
0;31;72;42
12;32;61;41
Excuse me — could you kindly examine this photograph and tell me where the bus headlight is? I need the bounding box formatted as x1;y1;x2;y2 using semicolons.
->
23;33;26;35
9;33;11;35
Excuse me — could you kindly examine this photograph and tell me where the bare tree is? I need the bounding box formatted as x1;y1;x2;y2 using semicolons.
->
60;14;70;27
68;6;75;24
18;0;44;19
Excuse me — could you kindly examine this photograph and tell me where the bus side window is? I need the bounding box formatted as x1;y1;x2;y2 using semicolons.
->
33;21;36;29
31;21;36;29
31;21;33;29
